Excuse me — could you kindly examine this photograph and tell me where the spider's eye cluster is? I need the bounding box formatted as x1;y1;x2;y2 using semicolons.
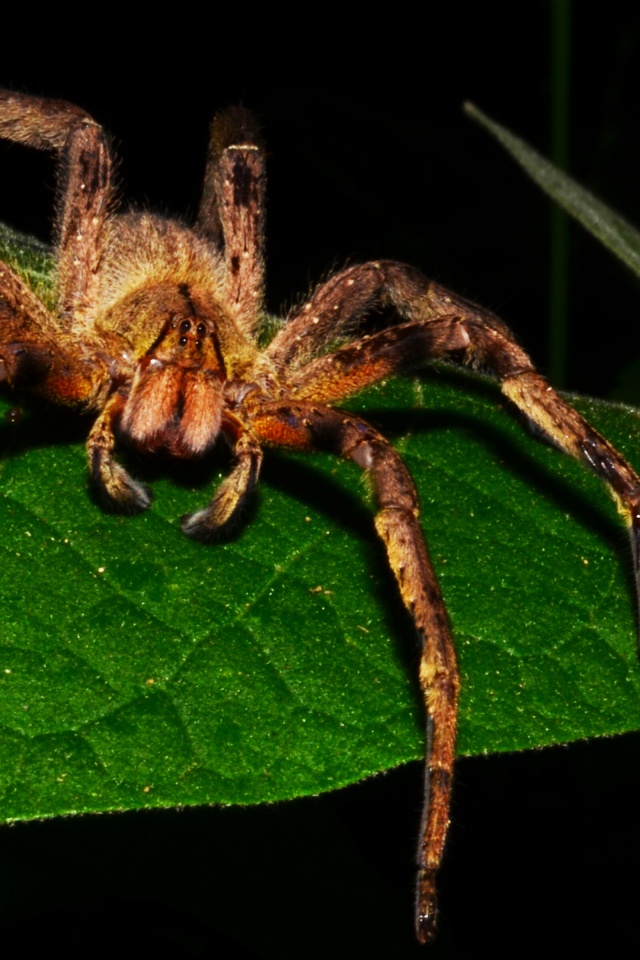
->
176;318;208;351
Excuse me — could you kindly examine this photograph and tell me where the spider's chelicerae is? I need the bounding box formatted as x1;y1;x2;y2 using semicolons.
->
1;91;640;943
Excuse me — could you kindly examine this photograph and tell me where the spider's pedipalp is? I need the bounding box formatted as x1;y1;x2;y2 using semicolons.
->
92;457;152;515
181;427;263;541
88;393;151;514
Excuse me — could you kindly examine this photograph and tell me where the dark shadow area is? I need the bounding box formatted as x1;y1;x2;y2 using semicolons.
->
2;731;640;957
2;12;640;956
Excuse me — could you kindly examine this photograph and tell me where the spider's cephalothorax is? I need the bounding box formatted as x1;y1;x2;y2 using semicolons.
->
1;91;640;943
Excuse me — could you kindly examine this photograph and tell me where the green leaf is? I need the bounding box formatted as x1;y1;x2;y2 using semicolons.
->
464;102;640;278
0;223;54;309
1;228;640;825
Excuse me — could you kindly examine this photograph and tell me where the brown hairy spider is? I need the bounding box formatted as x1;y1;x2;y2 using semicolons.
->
1;91;640;943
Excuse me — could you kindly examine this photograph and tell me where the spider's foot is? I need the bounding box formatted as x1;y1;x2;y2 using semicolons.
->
180;509;214;542
92;461;152;514
181;481;252;542
415;870;438;944
180;506;236;543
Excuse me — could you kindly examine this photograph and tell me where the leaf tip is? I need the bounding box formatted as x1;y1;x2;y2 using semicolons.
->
463;102;490;130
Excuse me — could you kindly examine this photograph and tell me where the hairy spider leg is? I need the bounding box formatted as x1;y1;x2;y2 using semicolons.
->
276;260;640;611
265;260;478;371
0;91;113;325
236;397;458;942
266;258;640;936
56;118;112;322
0;262;107;402
0;94;114;408
197;106;266;339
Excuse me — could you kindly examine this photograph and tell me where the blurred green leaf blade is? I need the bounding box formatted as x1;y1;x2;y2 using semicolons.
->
465;102;640;277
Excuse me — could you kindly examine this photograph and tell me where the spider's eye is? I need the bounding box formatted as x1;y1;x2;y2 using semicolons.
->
180;319;192;333
179;336;188;346
197;322;206;337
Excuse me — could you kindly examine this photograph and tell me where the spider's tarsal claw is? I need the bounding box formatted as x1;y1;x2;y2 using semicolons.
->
416;871;438;944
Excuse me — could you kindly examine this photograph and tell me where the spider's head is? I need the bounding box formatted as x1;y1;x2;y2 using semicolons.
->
119;297;226;459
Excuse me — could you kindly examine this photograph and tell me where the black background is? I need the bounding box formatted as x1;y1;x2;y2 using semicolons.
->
2;6;640;956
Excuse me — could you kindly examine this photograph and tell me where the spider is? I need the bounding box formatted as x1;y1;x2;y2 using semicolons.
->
0;90;639;944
